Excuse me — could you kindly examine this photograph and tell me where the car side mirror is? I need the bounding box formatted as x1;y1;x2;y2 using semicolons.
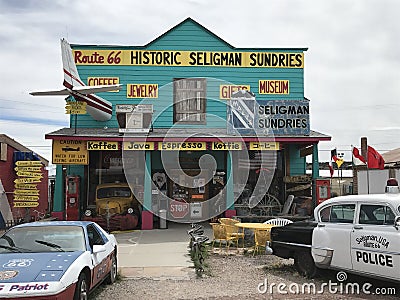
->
93;244;106;253
394;216;400;230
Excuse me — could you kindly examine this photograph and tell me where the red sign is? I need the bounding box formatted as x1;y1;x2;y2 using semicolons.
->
170;200;189;219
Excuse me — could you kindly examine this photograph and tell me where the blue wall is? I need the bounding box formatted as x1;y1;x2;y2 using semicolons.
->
72;19;305;129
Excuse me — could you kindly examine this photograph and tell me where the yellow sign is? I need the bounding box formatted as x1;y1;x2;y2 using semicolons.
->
73;50;304;68
16;171;43;178
87;77;119;92
87;141;119;151
219;85;250;99
14;178;41;184
127;84;158;98
14;189;40;195
14;195;39;201
15;161;42;166
212;142;242;150
14;166;42;172
259;80;289;94
66;101;87;109
14;183;38;190
14;201;39;208
65;108;87;115
158;142;206;151
123;142;155;150
52;140;88;165
249;142;280;151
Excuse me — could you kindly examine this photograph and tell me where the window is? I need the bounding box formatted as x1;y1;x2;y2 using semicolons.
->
173;78;206;124
320;204;355;223
359;204;396;225
87;224;105;249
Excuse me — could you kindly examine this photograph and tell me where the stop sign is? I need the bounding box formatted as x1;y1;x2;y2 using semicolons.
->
170;200;189;219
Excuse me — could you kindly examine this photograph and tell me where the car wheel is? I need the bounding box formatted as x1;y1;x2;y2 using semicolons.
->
294;250;318;278
106;255;117;284
74;272;88;300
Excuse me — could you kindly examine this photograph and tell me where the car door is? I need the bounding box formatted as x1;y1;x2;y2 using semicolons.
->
87;224;110;285
312;202;356;270
350;203;400;281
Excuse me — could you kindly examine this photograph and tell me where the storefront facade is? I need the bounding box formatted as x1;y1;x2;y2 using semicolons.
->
46;18;330;229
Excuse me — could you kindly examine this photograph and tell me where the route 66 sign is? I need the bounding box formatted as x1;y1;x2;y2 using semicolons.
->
3;259;34;268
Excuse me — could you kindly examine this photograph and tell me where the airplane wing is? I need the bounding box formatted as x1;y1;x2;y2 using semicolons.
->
72;84;122;94
30;89;71;96
30;84;122;96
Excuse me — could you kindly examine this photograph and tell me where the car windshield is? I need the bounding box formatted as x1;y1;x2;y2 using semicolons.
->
0;225;86;253
97;187;131;199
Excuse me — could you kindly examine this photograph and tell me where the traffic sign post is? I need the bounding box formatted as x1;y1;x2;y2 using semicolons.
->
169;200;189;219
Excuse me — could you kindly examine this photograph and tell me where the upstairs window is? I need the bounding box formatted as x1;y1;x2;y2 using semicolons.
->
173;78;206;124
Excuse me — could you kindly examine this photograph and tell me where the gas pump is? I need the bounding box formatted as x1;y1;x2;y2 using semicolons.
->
315;178;331;206
65;175;80;220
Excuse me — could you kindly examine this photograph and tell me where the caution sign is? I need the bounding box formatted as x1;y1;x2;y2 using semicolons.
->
14;201;39;208
52;140;88;165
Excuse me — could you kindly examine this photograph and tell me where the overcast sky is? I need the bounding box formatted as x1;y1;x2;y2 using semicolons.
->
1;0;399;165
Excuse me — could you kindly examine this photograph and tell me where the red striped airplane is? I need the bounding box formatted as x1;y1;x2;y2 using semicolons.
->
30;39;121;121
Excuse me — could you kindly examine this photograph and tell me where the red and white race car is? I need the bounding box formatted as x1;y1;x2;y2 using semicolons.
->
0;221;117;299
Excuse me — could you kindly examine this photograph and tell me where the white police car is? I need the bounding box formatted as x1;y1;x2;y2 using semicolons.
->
0;221;117;299
312;179;400;282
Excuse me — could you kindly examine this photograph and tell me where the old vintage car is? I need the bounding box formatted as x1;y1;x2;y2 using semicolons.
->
84;182;140;231
270;178;400;282
0;221;117;299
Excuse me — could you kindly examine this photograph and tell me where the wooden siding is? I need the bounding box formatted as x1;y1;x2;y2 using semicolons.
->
72;19;305;129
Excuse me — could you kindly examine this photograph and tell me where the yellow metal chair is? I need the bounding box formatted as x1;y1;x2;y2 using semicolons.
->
218;218;245;250
210;223;231;250
253;229;270;256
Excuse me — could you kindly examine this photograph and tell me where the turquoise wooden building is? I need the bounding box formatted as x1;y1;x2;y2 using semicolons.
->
46;18;330;229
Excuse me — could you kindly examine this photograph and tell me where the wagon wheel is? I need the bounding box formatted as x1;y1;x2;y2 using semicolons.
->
260;194;282;216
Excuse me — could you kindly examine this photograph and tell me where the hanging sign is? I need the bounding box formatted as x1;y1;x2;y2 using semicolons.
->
123;142;155;150
52;140;88;165
212;142;242;150
249;142;280;151
87;141;119;150
158;142;206;151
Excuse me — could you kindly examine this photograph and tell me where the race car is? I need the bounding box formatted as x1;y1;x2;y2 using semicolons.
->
0;221;118;299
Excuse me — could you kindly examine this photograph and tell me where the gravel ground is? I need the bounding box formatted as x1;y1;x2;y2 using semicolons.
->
91;251;400;300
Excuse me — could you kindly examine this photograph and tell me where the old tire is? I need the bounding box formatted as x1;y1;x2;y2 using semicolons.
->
294;250;318;278
106;255;117;284
74;272;88;300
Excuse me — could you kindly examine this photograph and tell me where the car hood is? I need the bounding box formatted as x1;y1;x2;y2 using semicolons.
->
0;251;84;283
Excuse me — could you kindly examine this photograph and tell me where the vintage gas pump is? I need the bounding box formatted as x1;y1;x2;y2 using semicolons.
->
315;178;331;206
65;175;80;220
